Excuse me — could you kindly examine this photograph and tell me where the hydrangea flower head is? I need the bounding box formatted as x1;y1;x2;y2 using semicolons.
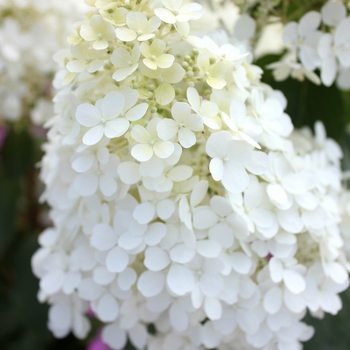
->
32;0;350;349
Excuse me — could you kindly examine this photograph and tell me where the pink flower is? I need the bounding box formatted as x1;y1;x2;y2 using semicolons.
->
87;331;112;350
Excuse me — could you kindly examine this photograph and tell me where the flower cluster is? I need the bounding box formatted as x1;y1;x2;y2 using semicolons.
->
0;0;85;125
269;1;350;89
32;0;350;348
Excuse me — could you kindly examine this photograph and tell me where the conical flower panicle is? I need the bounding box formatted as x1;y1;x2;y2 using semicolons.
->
33;0;350;348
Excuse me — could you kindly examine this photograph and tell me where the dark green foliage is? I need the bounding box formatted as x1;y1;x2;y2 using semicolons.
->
2;127;35;179
0;126;86;349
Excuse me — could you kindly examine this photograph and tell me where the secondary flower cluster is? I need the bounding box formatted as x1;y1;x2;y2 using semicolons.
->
32;0;350;349
269;1;350;89
0;0;85;125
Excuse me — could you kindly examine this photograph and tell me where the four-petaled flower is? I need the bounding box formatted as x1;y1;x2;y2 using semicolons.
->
80;15;115;50
116;12;161;42
157;102;203;148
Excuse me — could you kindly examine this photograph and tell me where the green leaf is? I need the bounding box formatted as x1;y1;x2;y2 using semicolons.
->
10;236;50;337
5;330;47;350
2;127;35;179
0;171;20;256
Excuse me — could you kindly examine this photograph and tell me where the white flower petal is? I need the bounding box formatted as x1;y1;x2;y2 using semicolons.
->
200;273;224;298
40;270;65;295
230;252;252;275
269;257;283;283
71;154;94;173
99;175;117;197
117;267;137;291
90;223;118;251
154;8;176;24
170;244;196;263
116;27;137;42
102;91;125;120
97;293;119;322
157;119;178;140
78;278;103;301
131;144;153;162
104;118;129;139
125;103;148;121
137;270;165;297
106;246;129;273
169;304;188;332
153;140;174;159
83;124;104;145
144;246;170;271
102;324;127;350
196;240;221;258
298;11;321;37
204;297;222;320
209;158;224;181
321;55;337;87
193;209;218;230
167;264;195;296
283;269;306;294
264;287;282;314
167;165;193;181
178;128;196;148
133;202;156;224
155;83;175;105
93;266;115;285
321;1;346;26
118;161;141;184
156;199;175;220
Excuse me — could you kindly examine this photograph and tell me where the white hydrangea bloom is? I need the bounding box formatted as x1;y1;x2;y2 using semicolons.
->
270;1;350;89
33;1;350;349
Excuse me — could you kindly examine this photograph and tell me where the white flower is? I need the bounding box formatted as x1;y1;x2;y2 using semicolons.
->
250;89;293;138
131;118;175;162
115;12;161;42
140;39;174;70
303;263;348;314
80;15;115;50
318;17;350;86
154;0;202;24
66;42;104;73
197;53;226;89
133;185;175;224
206;131;268;194
234;14;256;41
221;98;262;148
78;278;120;322
111;44;140;82
76;90;147;145
187;87;220;130
76;91;127;145
267;58;321;85
321;1;346;27
73;154;120;197
33;0;350;347
157;102;203;148
202;35;248;63
144;62;185;105
48;294;90;339
282;11;321;71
